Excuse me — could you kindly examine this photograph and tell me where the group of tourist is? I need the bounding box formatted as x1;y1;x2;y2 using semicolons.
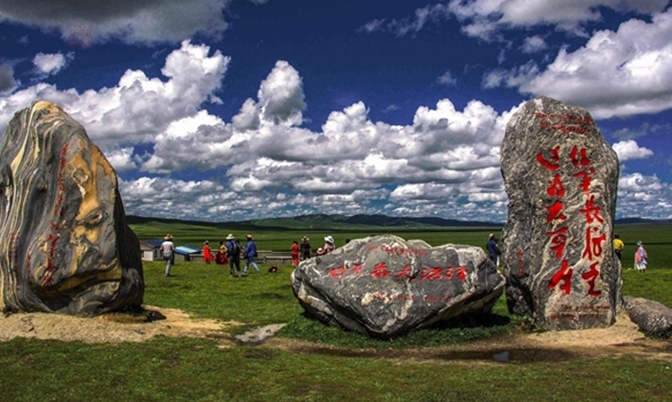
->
217;234;259;278
290;235;337;266
163;230;651;278
613;233;649;271
159;233;260;278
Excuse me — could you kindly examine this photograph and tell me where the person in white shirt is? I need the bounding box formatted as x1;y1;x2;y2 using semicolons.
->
160;234;175;277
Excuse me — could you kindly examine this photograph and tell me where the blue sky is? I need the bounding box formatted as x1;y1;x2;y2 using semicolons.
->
1;0;671;223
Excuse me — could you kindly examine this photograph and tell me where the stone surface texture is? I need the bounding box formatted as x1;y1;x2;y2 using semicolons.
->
501;96;621;331
291;235;505;338
0;101;144;315
623;296;672;338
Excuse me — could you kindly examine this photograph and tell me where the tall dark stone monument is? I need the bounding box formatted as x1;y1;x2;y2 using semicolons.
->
0;100;144;315
501;96;621;331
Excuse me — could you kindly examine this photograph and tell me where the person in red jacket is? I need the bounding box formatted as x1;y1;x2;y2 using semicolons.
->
290;240;300;267
203;240;212;264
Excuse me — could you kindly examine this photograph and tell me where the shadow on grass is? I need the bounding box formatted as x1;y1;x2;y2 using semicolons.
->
294;344;576;364
277;312;517;350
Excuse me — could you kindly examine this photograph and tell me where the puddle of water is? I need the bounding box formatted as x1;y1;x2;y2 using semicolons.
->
235;323;286;343
493;351;509;362
434;348;575;363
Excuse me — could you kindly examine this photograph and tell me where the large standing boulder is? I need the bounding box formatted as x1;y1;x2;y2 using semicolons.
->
0;100;144;315
291;235;505;338
501;96;621;331
623;296;672;338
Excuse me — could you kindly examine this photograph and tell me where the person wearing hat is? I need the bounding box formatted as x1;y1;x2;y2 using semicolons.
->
226;234;242;277
160;234;175;277
317;235;335;255
486;233;501;266
243;234;260;275
300;236;312;261
635;241;648;272
203;240;212;265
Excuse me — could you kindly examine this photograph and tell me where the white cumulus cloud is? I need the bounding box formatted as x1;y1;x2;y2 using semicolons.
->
612;140;654;161
33;52;74;76
485;8;672;119
0;40;230;150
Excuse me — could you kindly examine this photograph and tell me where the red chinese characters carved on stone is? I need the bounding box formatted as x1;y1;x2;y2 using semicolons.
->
394;264;413;280
456;266;467;280
516;247;525;277
548;259;573;294
350;262;364;275
546;174;565;197
581;261;602;296
420;267;443;281
330;266;346;279
582;227;606;261
546;200;567;222
570;146;591;168
370;261;389;278
537;146;560;171
580;195;604;225
572;169;595;195
547;226;569;259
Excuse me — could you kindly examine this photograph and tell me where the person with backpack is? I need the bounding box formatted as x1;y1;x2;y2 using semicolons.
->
300;236;311;260
226;234;242;277
486;233;501;266
160;234;175;277
243;234;260;275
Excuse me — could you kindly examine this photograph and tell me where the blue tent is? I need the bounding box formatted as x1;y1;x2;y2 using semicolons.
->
175;245;201;256
143;239;164;248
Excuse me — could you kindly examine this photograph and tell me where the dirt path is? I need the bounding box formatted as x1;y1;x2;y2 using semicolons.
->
265;311;672;363
0;306;238;345
2;307;670;362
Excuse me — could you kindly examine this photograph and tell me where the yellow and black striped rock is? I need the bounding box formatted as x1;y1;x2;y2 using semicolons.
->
0;100;144;315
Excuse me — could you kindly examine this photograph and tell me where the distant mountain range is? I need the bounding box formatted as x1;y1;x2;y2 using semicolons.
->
126;214;671;230
126;213;502;230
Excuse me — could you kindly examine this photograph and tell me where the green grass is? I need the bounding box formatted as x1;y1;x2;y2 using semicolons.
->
2;224;672;401
2;336;671;402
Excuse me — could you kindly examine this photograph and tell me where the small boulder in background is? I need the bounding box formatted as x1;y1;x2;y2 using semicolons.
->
623;296;672;338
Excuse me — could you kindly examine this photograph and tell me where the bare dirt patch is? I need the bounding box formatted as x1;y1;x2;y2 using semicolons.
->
0;306;238;346
264;311;672;363
1;307;670;362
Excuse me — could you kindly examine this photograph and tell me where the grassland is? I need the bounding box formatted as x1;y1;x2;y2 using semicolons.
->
1;223;671;401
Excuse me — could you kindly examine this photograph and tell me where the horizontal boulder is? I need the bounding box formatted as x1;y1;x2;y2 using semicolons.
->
623;296;672;338
291;235;505;338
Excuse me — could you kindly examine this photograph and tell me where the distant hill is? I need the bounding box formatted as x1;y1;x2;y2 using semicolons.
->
127;213;503;230
615;217;672;225
126;214;672;231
